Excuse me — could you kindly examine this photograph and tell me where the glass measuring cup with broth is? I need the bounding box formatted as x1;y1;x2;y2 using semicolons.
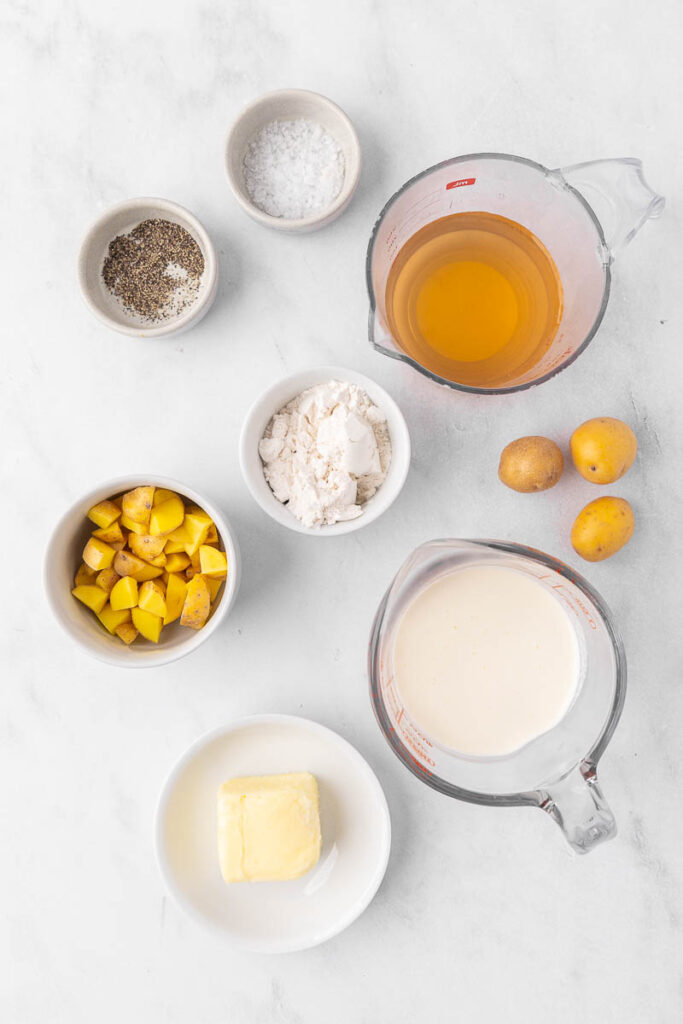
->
367;154;663;393
368;540;627;853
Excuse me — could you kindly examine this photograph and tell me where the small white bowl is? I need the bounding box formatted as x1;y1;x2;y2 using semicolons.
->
45;476;240;669
225;89;361;233
155;714;391;952
239;366;411;536
78;197;218;337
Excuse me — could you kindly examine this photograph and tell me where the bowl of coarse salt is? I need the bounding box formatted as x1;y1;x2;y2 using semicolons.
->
225;89;362;233
239;366;411;536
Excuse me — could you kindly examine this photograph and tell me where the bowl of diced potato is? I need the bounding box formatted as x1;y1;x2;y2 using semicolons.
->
45;477;240;667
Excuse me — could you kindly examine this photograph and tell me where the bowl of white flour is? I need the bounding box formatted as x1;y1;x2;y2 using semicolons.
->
225;89;361;232
239;367;411;535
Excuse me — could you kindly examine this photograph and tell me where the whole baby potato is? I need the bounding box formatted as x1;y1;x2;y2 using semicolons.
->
571;496;634;562
570;417;637;484
498;436;564;493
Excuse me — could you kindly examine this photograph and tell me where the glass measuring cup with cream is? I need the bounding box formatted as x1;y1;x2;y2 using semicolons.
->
369;540;626;853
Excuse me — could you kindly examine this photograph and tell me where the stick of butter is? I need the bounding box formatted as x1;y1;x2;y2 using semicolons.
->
217;772;322;883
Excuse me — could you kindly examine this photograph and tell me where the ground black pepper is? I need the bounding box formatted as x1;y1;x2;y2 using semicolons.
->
102;218;205;322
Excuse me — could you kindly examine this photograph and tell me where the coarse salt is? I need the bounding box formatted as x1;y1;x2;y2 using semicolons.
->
243;118;345;220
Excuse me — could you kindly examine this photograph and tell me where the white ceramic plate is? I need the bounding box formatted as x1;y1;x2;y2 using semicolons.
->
155;715;391;952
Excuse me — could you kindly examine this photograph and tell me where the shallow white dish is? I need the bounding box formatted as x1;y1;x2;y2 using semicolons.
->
44;475;240;669
155;715;391;952
78;197;218;337
225;89;362;233
239;365;411;536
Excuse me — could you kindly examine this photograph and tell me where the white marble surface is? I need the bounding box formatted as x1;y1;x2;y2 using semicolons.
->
3;1;683;1020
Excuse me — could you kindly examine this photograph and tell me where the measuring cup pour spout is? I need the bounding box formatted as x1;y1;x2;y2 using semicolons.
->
540;763;616;854
556;157;665;258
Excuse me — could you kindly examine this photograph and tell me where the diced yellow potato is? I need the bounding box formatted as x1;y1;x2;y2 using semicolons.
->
72;584;108;614
113;550;163;583
190;548;202;570
96;567;120;594
74;562;97;587
164;523;189;545
180;574;211;630
122;486;154;526
206;577;223;602
199;545;227;578
181;513;211;555
115;621;138;645
163;537;187;554
87;500;121;529
185;505;213;522
92;522;124;545
128;533;166;560
146;553;167;568
131;607;163;643
109;575;139;610
149;495;185;536
205;522;219;545
97;604;132;635
163;572;187;625
153;488;179;506
185;566;198;581
82;537;116;571
120;513;147;536
138;579;167;618
164;552;190;573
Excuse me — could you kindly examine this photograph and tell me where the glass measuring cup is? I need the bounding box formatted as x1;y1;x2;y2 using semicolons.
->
368;540;626;853
366;154;664;393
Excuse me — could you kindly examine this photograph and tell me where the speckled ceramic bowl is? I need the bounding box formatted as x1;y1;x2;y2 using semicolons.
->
78;197;218;338
225;89;362;232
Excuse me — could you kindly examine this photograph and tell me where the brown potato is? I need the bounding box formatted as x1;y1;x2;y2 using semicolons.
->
498;436;564;493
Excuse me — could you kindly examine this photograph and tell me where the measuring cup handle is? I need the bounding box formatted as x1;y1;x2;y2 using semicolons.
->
556;158;664;258
540;763;616;854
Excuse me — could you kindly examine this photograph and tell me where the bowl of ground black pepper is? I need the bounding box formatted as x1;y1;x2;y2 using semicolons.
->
78;198;218;337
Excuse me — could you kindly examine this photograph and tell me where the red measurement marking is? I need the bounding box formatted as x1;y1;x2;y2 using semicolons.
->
446;177;476;190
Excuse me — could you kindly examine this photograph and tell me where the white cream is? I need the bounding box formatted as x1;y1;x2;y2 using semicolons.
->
259;380;391;528
393;565;580;757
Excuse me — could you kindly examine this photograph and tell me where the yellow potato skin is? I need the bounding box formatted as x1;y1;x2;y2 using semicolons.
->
498;436;564;493
571;497;634;562
570;417;637;484
122;486;155;525
180;574;211;629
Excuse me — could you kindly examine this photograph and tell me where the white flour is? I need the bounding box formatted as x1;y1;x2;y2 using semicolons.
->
243;118;345;220
259;380;392;528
